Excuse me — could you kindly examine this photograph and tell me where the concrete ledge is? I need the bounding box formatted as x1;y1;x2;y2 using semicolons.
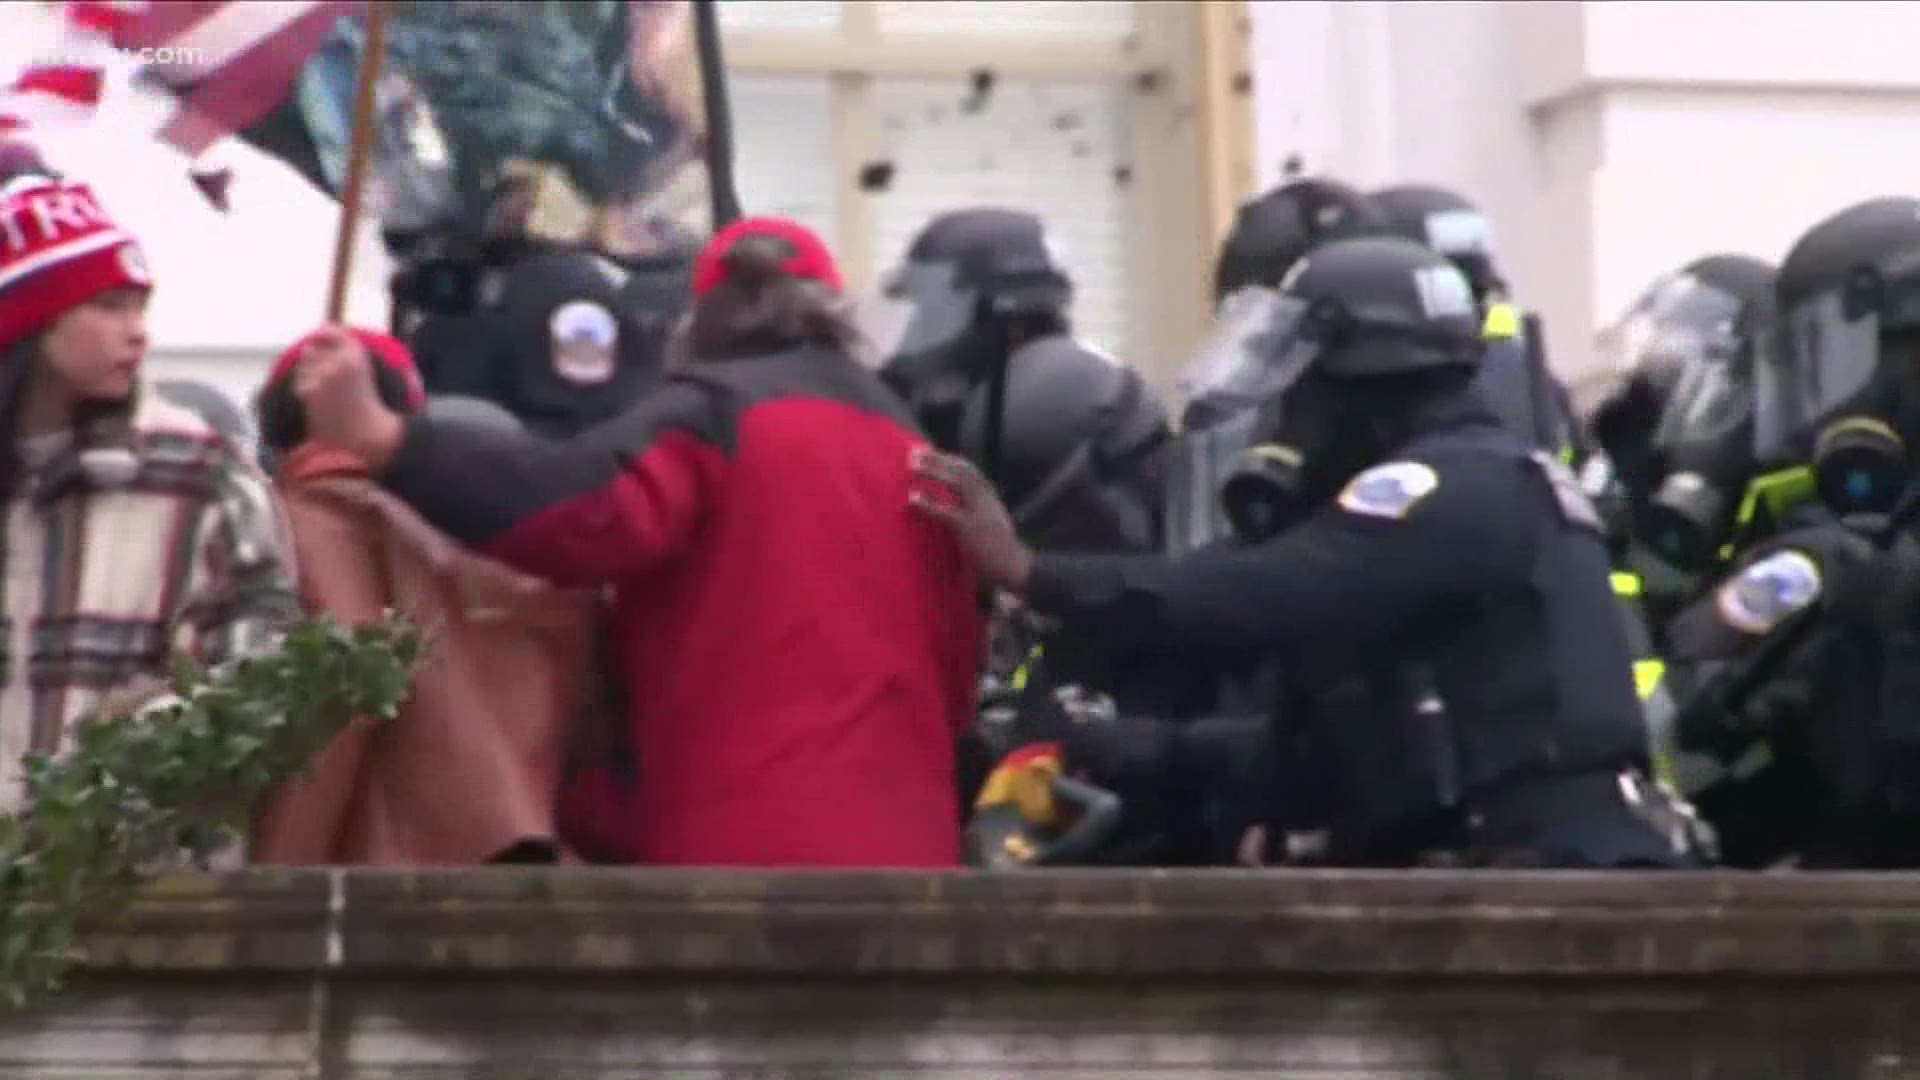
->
73;868;1920;977
14;870;1920;1077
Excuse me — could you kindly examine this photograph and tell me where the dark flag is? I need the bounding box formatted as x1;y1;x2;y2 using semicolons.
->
226;0;741;259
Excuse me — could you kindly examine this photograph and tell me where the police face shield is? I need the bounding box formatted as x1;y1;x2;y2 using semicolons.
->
1598;272;1748;377
1166;409;1258;554
1166;288;1323;549
1756;271;1920;515
1636;331;1757;572
864;260;980;384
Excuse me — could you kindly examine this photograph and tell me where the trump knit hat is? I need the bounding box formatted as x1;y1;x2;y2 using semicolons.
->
691;216;843;298
0;174;153;354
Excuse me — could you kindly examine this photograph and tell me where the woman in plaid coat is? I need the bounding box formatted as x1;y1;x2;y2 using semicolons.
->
0;171;301;812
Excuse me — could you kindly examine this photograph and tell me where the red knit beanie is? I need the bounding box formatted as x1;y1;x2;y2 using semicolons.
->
0;174;153;354
691;216;843;298
268;326;427;409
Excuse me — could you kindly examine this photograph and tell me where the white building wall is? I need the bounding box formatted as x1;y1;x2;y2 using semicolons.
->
13;2;1920;408
1248;0;1920;402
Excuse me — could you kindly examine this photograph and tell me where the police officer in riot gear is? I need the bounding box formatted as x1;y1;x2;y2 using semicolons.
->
872;208;1075;479
388;234;682;439
1672;196;1920;867
1593;255;1783;576
1581;258;1787;769
1372;183;1577;459
1173;180;1392;555
871;208;1186;851
872;208;1171;554
1756;198;1920;519
914;235;1700;868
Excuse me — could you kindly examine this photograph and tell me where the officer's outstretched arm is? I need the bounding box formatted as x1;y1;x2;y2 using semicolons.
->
1025;461;1528;662
378;380;720;588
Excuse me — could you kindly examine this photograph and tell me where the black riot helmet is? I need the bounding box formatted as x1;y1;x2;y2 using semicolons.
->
1756;197;1920;517
951;336;1170;554
870;208;1074;465
1624;255;1780;572
1370;184;1503;304
1211;178;1391;310
1587;255;1773;528
1171;237;1484;548
393;241;681;439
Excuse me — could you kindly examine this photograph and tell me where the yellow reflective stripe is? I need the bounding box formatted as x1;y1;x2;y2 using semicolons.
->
1633;658;1665;702
1610;571;1643;598
1482;302;1520;341
1733;466;1816;529
1008;643;1045;692
1558;443;1575;466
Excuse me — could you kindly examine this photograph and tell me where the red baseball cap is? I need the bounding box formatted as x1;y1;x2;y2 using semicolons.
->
691;216;843;298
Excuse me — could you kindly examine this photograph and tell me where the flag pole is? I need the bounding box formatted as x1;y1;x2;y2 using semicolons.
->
691;0;741;229
323;0;390;323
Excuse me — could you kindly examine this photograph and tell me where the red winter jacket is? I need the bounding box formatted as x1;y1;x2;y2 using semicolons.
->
379;346;982;867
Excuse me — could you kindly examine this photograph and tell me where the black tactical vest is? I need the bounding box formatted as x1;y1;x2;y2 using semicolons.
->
1304;424;1652;858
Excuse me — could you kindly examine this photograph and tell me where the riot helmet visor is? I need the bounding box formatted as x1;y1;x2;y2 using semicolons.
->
1597;272;1746;376
1651;337;1751;452
1165;287;1321;553
1753;287;1881;460
1177;287;1320;419
1164;408;1259;555
863;260;978;369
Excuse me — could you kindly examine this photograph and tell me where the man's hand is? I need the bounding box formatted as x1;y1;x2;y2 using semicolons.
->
908;447;1035;594
291;325;406;471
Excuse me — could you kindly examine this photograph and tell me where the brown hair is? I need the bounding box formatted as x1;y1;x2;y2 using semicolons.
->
682;234;862;362
0;335;134;504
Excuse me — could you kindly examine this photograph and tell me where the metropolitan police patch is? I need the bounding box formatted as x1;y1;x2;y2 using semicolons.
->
1716;548;1822;635
1337;461;1440;520
550;300;619;386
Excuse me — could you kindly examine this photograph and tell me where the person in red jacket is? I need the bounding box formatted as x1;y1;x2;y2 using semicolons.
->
289;217;982;868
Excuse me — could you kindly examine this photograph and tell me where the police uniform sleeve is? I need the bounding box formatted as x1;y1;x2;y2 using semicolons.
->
1024;457;1533;664
379;379;724;588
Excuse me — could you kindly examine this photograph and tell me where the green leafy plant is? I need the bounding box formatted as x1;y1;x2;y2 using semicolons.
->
0;615;421;1008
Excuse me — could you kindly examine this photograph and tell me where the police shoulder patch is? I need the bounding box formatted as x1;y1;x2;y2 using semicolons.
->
1715;548;1822;636
1337;461;1441;520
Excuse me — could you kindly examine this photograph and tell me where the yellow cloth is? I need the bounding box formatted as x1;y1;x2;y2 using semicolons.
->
973;745;1065;824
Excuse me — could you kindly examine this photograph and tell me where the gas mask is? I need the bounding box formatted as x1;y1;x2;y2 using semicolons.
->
1812;414;1907;516
1166;287;1308;551
1755;264;1920;519
1219;377;1373;543
1169;286;1386;547
1634;328;1757;573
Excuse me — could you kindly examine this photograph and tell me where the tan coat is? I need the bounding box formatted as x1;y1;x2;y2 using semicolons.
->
251;445;610;866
